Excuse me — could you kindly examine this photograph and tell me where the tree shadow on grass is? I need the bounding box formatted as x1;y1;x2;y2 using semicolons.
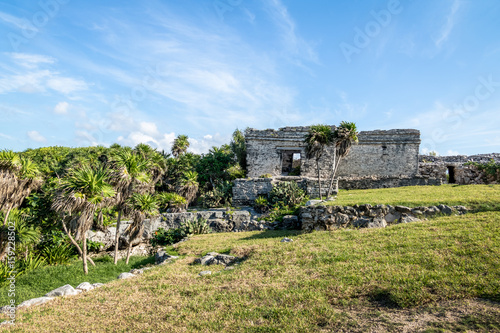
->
240;229;304;241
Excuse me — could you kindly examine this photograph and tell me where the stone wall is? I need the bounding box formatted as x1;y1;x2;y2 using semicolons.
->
418;153;500;185
246;127;421;179
299;203;467;232
87;209;266;251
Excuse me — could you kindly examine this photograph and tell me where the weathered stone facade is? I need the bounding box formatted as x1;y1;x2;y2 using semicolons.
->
246;127;421;179
234;126;499;205
418;154;500;185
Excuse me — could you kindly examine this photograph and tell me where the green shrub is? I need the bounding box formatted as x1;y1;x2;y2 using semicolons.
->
200;181;233;208
181;217;212;235
150;227;186;247
465;159;500;182
269;181;307;207
226;164;246;179
42;243;77;265
157;192;187;212
254;196;270;213
259;173;272;178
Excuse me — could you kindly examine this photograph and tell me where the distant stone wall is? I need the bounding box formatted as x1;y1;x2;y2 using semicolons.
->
246;127;421;179
417;154;500;185
87;210;265;251
299;203;468;232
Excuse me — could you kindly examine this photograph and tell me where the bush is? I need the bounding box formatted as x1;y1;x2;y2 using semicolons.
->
157;192;187;212
42;243;76;265
181;217;212;235
200;181;233;208
254;196;270;214
150;227;185;247
259;173;272;178
269;181;307;207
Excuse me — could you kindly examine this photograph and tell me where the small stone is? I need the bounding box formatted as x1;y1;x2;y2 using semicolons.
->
281;237;293;242
224;266;235;270
44;285;79;297
214;254;237;266
438;204;453;215
129;269;144;275
117;272;135;279
92;283;105;288
76;282;94;292
17;297;54;309
199;271;212;276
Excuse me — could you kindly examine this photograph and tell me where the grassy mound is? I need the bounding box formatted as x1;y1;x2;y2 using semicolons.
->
1;185;499;332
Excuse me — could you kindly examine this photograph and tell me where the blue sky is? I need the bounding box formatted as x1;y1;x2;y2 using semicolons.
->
0;0;499;155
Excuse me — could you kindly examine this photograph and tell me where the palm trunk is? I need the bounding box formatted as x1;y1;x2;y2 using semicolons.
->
113;210;122;264
3;205;12;226
62;218;95;266
316;158;322;200
82;236;88;275
326;150;337;198
125;242;132;265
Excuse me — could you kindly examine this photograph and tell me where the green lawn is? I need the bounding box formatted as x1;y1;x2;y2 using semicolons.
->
1;184;499;332
326;184;500;211
0;256;154;306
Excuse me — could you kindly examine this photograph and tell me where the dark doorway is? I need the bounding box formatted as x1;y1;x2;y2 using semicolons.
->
281;150;301;175
447;166;456;184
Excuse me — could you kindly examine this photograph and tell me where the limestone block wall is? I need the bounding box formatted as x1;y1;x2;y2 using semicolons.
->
417;154;500;185
246;127;421;179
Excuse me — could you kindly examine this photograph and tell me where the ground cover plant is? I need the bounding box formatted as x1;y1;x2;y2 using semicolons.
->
0;255;154;307
1;185;499;332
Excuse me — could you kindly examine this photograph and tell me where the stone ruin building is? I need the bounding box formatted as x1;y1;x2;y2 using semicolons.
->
232;126;500;205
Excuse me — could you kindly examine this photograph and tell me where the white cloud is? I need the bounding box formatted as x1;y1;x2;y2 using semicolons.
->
138;122;159;136
435;0;461;48
47;77;88;94
0;11;29;30
27;130;46;142
54;101;70;114
0;133;14;140
9;53;55;69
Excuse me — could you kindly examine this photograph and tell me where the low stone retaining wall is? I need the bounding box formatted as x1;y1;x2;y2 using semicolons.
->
299;204;468;232
87;209;265;251
233;176;443;205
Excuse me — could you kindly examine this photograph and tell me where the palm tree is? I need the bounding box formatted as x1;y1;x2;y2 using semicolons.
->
52;165;115;274
0;150;43;225
0;208;40;261
109;150;152;264
304;125;334;200
326;122;359;198
124;193;158;264
178;170;199;206
171;135;189;158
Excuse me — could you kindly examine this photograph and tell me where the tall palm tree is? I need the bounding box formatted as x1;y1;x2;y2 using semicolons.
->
326;122;359;198
124;193;158;264
0;150;43;225
171;135;189;158
304;125;334;200
109;150;152;264
178;170;198;206
52;165;115;274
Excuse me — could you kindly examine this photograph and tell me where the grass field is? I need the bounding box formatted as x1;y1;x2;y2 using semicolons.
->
1;185;500;332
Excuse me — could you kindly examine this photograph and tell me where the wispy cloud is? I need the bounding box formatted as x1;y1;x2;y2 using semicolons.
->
435;0;461;48
264;0;318;64
0;11;28;30
54;101;70;114
27;130;46;142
